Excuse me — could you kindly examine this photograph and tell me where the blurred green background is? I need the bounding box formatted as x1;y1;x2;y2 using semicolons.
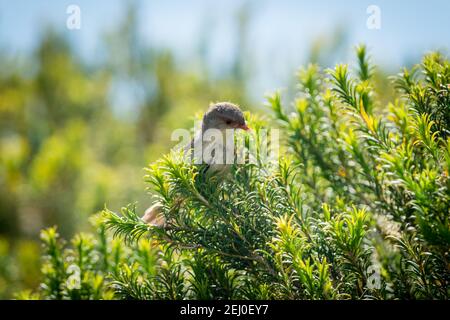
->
0;0;449;298
1;2;253;298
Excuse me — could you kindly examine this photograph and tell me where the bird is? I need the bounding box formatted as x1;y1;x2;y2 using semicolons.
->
142;102;250;227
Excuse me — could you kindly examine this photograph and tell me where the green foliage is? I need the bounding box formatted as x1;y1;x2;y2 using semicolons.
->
0;237;41;298
38;226;115;300
21;48;449;300
0;5;251;297
394;53;450;138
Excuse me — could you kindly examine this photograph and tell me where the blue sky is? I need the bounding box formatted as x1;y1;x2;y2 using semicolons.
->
0;0;449;98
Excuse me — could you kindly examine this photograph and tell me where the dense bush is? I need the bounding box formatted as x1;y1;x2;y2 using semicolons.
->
20;47;449;300
0;7;250;297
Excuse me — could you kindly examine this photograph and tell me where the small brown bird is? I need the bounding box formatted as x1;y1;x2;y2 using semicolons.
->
142;102;249;227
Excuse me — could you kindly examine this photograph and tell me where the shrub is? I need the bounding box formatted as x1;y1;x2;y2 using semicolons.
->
21;46;449;300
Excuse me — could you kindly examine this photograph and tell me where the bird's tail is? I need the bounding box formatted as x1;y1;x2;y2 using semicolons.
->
142;203;165;227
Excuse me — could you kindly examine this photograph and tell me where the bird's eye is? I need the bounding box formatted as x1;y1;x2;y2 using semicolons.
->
226;120;232;125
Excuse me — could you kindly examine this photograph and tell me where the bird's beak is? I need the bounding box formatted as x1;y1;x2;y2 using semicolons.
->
239;123;250;131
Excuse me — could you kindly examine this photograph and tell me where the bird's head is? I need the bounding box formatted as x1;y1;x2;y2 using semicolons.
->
202;102;250;132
